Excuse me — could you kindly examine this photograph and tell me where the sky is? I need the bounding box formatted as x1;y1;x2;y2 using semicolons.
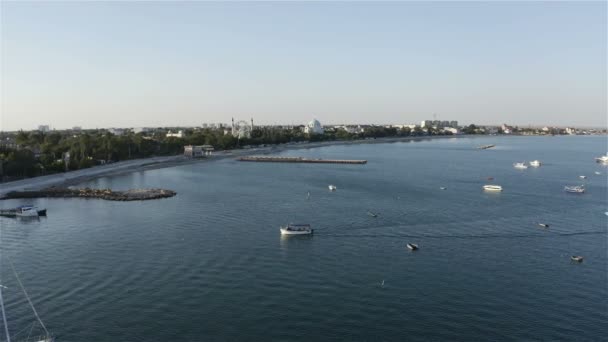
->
1;1;606;131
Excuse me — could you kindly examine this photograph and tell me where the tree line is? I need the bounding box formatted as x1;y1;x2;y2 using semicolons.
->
0;125;455;180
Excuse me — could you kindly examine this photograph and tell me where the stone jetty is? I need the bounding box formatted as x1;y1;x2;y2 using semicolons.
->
1;187;176;201
237;156;367;164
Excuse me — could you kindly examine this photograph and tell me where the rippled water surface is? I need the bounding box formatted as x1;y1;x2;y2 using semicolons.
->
1;136;607;341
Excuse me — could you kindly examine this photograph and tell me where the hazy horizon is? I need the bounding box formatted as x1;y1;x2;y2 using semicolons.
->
1;1;606;131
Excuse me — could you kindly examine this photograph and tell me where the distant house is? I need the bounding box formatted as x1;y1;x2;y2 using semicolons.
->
303;119;324;134
184;145;214;158
108;128;126;136
166;130;184;138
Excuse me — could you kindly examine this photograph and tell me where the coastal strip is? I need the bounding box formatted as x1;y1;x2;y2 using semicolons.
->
1;187;176;201
237;156;367;164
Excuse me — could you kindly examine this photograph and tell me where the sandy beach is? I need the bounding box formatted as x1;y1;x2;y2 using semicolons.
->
0;135;462;196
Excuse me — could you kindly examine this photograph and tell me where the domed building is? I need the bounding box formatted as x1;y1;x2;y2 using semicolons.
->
304;119;324;135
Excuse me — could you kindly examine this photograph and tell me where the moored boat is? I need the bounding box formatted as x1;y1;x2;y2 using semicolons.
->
529;160;541;167
579;175;587;179
564;185;585;193
280;224;313;235
328;185;337;191
15;205;40;217
595;154;608;163
439;187;447;190
407;243;419;251
538;223;549;228
571;256;584;262
513;162;528;169
483;185;503;192
595;171;601;175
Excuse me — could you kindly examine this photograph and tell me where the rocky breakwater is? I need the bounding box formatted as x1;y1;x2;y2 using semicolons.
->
2;187;176;201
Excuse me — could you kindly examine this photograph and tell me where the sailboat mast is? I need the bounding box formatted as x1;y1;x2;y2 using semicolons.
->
9;260;49;337
0;225;11;342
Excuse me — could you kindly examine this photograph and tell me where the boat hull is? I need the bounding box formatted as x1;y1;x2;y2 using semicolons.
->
280;228;313;235
483;185;503;191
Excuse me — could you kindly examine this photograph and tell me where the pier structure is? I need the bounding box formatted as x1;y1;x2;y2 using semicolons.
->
237;156;367;164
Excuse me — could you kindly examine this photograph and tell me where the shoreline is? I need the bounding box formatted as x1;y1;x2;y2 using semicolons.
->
0;134;512;195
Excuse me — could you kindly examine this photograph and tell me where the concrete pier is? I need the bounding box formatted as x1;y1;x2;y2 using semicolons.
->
237;156;367;164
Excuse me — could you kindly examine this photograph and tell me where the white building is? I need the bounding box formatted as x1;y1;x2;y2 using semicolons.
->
38;125;50;132
108;128;126;136
184;145;214;158
444;127;460;134
166;130;184;138
230;118;254;139
304;119;324;134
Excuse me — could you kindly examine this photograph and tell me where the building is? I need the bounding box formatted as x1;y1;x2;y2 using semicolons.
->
444;127;460;134
72;126;82;131
38;125;50;132
184;145;214;158
304;119;324;134
133;127;151;134
230;118;254;139
107;128;126;136
501;124;513;134
166;130;184;138
420;120;433;128
449;121;458;128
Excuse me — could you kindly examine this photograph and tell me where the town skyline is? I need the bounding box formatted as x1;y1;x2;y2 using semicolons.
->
2;2;606;131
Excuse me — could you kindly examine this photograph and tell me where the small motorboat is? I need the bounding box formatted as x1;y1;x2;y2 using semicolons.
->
367;211;378;218
406;243;419;251
529;160;541;167
564;185;585;193
579;175;587;179
439;187;447;190
513;162;528;169
595;171;601;175
595;154;608;163
280;224;313;235
328;185;337;191
538;223;549;228
15;205;41;217
483;185;503;192
571;256;584;262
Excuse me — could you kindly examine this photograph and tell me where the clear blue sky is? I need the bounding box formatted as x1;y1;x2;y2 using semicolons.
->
1;1;606;130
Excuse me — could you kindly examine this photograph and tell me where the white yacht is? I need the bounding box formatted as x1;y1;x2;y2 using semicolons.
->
328;185;337;191
483;185;503;192
513;162;528;169
15;205;40;217
406;243;419;251
529;160;541;167
564;185;585;193
280;224;313;235
595;154;608;163
579;175;587;179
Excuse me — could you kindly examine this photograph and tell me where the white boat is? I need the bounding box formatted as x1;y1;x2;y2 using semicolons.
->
328;185;337;191
513;162;528;169
483;185;503;191
595;171;602;175
564;185;585;193
367;211;378;218
579;175;587;179
406;243;419;251
538;223;549;228
571;256;584;262
439;187;447;190
595;154;608;163
15;205;40;217
280;224;313;235
529;160;541;167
